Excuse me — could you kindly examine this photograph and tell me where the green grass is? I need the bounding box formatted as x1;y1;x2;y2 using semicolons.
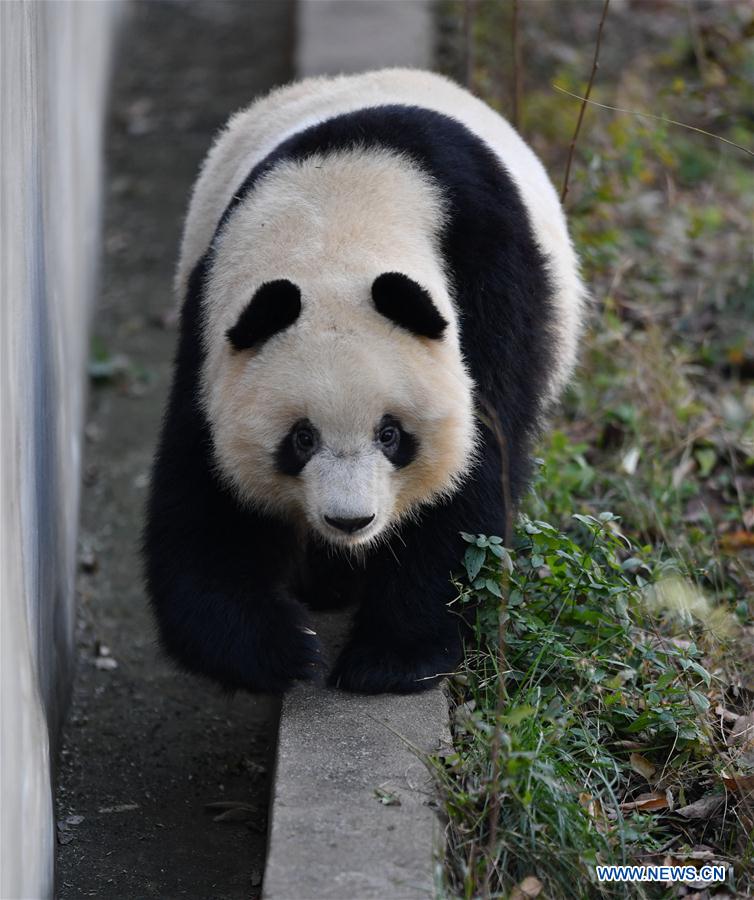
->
435;508;751;898
435;2;754;896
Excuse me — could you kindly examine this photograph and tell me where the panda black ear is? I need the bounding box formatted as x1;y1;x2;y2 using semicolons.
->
372;272;448;340
226;280;302;351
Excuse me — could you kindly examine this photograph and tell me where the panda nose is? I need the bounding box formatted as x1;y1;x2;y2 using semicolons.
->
325;514;375;534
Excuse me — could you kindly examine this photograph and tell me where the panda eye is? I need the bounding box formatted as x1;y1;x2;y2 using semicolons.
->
294;425;316;454
376;415;417;468
378;425;399;448
276;419;319;475
376;417;402;455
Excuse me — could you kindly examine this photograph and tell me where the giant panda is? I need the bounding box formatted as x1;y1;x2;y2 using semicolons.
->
144;68;585;695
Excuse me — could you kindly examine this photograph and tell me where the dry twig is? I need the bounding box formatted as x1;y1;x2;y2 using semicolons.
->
511;0;523;130
463;0;477;93
560;0;610;204
553;86;754;158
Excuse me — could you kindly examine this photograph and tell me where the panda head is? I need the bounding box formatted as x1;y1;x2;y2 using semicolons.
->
205;270;477;549
200;148;477;548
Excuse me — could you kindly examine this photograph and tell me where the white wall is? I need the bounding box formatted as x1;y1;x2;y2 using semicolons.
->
0;3;119;896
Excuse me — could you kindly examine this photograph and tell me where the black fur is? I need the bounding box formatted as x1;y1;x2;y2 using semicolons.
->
372;272;448;339
377;414;418;469
145;103;555;694
275;419;320;476
226;279;301;351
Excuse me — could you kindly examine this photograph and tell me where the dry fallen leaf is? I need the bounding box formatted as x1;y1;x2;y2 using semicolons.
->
205;800;263;825
672;456;696;489
720;530;754;552
619;791;668;812
622;446;641;475
212;807;256;823
629;752;656;781
510;875;543;900
579;792;615;829
677;792;725;819
729;714;754;748
715;704;741;724
721;772;754;794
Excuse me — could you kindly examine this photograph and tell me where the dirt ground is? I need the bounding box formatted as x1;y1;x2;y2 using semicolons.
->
55;4;294;897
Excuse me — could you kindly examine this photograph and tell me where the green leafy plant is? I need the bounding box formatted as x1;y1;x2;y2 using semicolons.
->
434;515;752;898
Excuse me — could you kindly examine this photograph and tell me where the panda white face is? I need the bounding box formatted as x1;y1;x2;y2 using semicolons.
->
206;288;475;548
276;412;415;546
199;149;478;547
203;273;477;549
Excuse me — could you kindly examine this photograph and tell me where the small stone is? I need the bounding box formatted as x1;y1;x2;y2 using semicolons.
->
94;657;118;671
79;546;98;573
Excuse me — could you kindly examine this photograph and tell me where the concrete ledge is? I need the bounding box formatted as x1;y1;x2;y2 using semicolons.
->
263;613;450;900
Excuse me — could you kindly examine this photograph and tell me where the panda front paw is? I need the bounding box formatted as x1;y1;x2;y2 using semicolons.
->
160;599;326;695
329;638;460;695
253;622;325;693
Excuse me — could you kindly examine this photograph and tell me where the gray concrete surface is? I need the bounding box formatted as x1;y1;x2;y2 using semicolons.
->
1;3;118;897
264;613;451;900
296;0;432;76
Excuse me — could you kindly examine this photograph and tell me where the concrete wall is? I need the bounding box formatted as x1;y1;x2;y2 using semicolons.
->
296;0;432;75
0;2;118;897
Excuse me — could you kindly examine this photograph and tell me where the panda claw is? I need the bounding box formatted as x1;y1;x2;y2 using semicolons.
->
329;639;459;695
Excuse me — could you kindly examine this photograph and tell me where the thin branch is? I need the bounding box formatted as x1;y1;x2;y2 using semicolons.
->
463;0;477;93
475;399;513;549
553;85;754;158
511;0;523;130
685;1;710;84
561;0;610;204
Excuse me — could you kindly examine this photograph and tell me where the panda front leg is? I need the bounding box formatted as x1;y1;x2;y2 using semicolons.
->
330;446;507;694
144;408;323;695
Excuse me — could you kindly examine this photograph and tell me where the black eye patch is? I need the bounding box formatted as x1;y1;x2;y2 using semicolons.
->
372;272;448;340
376;414;418;468
226;279;301;351
275;419;319;476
